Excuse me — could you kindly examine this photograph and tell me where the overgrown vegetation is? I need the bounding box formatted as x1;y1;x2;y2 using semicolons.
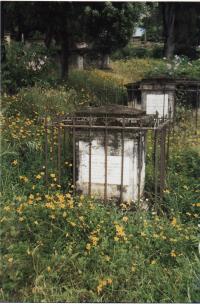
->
1;42;200;302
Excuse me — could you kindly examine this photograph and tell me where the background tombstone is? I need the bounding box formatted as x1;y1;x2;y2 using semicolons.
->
140;78;176;118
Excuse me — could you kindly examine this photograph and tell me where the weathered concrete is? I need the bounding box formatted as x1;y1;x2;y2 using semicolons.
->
76;131;146;202
140;80;176;118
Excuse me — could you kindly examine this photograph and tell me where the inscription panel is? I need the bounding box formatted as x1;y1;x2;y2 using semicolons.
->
80;154;130;185
146;94;169;117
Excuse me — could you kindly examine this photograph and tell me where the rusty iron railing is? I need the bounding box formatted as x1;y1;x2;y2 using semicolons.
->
44;108;171;203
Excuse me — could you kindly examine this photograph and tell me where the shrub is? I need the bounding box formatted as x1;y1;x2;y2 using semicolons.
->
2;42;55;93
146;56;200;80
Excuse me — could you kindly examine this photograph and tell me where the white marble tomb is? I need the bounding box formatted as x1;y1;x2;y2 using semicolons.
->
76;132;146;202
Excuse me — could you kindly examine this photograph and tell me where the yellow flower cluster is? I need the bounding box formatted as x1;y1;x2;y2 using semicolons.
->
114;223;127;241
96;277;112;294
19;176;29;183
86;228;100;251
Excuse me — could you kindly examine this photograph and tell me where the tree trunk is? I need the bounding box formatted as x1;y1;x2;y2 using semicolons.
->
45;27;53;49
162;3;176;59
76;54;84;70
1;2;6;62
60;32;70;79
100;54;110;69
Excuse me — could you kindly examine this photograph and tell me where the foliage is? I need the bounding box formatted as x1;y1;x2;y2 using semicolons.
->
2;86;87;118
68;69;127;105
160;2;200;59
2;42;54;93
85;2;143;55
111;56;200;83
112;42;163;60
111;58;157;83
141;2;163;43
146;56;200;79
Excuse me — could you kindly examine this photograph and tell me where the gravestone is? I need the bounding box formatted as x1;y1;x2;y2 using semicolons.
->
74;105;151;202
140;78;176;118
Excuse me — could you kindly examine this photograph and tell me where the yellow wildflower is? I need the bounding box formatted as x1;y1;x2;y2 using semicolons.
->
192;202;200;207
19;176;28;183
8;257;13;263
86;243;91;251
131;266;136;272
122;216;129;223
89;235;99;246
115;224;125;237
50;173;56;178
47;266;51;272
35;174;42;180
171;217;177;227
69;221;76;227
170;250;177;257
104;255;111;261
11;160;18;166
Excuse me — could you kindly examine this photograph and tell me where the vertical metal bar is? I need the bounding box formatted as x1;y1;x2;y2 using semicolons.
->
104;117;108;201
57;125;61;186
51;125;54;163
163;87;165;120
153;129;158;202
73;118;76;194
134;88;136;108
195;88;199;134
120;118;125;203
137;128;142;201
172;90;177;138
44;116;48;185
166;124;170;165
88;117;92;196
63;125;66;163
159;127;166;199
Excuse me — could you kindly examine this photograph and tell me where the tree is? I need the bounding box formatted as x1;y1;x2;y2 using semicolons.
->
174;3;200;59
161;2;176;59
3;2;87;79
85;2;142;68
3;2;143;77
161;2;200;59
141;3;163;43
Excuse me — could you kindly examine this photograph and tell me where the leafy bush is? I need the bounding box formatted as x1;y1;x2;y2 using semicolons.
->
2;42;55;93
146;56;200;80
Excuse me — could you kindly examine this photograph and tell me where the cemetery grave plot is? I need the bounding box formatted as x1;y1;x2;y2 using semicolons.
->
44;105;170;205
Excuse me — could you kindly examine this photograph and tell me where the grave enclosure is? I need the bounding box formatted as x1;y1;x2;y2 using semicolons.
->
126;78;200;124
44;104;170;204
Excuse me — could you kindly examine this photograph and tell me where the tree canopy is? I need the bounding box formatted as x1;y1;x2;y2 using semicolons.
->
2;1;200;77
